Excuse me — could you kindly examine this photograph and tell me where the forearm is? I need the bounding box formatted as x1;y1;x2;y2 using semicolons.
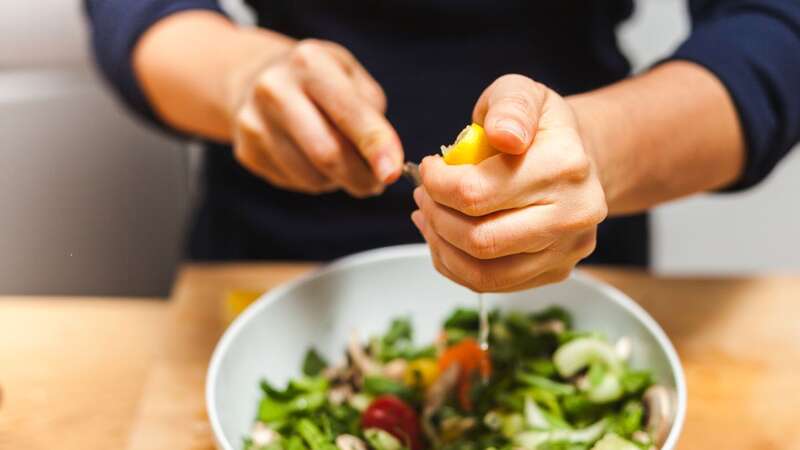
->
133;10;293;142
569;61;745;216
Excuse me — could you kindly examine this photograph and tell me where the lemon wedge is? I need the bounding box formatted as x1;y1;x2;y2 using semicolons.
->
441;123;498;165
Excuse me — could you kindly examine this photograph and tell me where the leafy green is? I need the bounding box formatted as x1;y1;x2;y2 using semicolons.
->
531;306;573;329
606;401;644;439
247;306;656;450
444;308;480;330
302;348;328;377
525;359;558;378
620;371;652;396
516;373;577;397
296;418;337;450
364;428;406;450
371;317;436;362
589;433;640;450
362;375;419;404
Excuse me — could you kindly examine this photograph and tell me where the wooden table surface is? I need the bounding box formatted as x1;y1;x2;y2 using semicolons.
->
1;264;799;450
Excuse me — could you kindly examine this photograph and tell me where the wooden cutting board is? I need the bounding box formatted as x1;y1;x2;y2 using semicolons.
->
124;264;800;450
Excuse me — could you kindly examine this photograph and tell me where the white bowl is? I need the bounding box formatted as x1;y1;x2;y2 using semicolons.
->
207;244;686;450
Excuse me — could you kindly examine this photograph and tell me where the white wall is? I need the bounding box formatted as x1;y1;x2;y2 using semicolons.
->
0;0;797;297
0;1;189;296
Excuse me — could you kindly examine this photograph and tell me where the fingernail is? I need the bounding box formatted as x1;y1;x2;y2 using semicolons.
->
376;154;396;183
495;119;527;143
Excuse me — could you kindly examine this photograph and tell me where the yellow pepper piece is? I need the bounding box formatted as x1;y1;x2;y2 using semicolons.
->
222;290;263;325
403;358;440;388
441;123;498;165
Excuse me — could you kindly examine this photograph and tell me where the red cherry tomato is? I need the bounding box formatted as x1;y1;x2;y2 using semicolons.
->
361;395;423;450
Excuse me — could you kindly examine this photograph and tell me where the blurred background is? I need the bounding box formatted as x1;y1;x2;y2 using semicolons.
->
2;0;799;297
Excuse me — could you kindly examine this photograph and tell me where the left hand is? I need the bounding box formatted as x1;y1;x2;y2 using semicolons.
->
411;74;607;292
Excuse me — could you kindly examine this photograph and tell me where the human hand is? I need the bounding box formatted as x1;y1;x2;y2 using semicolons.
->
412;74;607;292
230;39;403;197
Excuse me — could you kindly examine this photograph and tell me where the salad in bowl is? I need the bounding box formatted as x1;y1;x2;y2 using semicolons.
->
243;306;674;450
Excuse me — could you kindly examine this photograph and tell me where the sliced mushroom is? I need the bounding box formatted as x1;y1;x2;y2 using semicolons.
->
631;430;651;446
382;358;408;382
422;363;461;444
328;384;354;405
323;362;349;381
643;385;676;448
423;363;460;416
348;330;381;376
251;422;279;448
615;336;633;361
532;319;566;335
336;434;368;450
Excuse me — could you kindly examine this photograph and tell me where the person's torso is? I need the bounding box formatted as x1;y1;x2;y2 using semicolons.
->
191;0;648;264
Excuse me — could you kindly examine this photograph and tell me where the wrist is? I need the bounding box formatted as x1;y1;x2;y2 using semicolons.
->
567;93;623;213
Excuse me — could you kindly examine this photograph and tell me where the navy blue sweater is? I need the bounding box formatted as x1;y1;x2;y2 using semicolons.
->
85;0;800;264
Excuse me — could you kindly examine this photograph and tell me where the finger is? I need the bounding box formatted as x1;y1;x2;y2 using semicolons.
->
413;187;557;259
234;123;291;189
419;131;592;216
415;207;594;292
253;75;383;196
412;210;471;288
428;226;556;293
492;267;573;292
472;74;545;154
263;126;339;193
236;103;335;193
302;52;403;184
419;154;537;216
320;41;387;112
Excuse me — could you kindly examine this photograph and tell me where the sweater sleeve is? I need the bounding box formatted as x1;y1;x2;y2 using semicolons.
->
83;0;226;134
667;0;800;190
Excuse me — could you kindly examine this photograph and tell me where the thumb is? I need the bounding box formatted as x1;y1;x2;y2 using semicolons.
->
472;74;546;154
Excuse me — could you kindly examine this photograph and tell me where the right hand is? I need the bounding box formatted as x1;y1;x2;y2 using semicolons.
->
229;39;403;197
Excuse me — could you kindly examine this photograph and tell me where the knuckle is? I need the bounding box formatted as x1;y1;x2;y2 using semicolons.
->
455;174;487;216
253;71;283;106
592;195;609;223
466;222;499;259
368;87;388;113
577;233;598;259
570;210;601;232
557;140;591;181
310;144;342;173
236;116;261;141
290;39;324;68
355;128;385;156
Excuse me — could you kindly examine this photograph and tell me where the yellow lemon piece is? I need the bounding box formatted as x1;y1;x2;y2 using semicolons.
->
403;358;440;388
222;290;263;325
441;123;498;165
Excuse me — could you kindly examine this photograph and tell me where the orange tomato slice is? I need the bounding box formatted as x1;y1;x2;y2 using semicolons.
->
438;338;491;410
